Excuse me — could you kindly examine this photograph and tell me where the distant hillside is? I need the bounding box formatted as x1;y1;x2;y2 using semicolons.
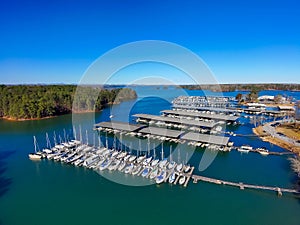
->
181;83;300;92
0;85;137;120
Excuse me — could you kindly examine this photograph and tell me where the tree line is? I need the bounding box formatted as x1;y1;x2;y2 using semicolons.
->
181;83;300;92
0;85;137;120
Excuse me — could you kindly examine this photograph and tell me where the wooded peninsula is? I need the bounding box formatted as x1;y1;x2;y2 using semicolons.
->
0;85;137;120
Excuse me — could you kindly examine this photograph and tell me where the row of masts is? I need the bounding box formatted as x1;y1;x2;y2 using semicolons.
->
34;126;191;164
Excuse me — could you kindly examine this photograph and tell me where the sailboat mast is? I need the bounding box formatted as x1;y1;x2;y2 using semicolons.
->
161;142;164;159
73;125;77;140
93;133;96;147
85;130;88;145
105;132;108;148
33;136;37;153
53;131;57;146
63;129;67;143
79;125;82;143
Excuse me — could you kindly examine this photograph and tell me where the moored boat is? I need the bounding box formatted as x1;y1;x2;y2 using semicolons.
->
176;163;183;172
28;136;42;160
156;170;167;184
168;172;176;183
179;176;186;185
257;147;269;156
141;167;150;177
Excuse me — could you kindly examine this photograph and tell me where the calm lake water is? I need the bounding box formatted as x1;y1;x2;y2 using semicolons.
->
1;86;300;225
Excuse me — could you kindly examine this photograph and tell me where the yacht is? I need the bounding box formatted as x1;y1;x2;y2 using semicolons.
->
143;156;152;166
141;167;150;177
158;159;168;168
28;136;42;160
156;170;167;184
136;155;146;164
149;168;159;179
167;161;176;170
237;145;252;153
168;172;176;183
108;159;121;171
117;151;127;159
132;165;142;175
128;155;137;163
151;159;159;167
111;151;120;158
124;164;134;174
176;163;183;172
118;161;127;171
99;159;112;171
183;164;191;173
179;176;186;185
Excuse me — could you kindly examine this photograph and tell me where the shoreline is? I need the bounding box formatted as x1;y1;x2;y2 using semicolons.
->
253;126;300;155
0;110;103;122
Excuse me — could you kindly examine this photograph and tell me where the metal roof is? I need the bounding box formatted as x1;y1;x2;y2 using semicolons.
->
161;109;239;121
278;105;295;111
139;127;184;138
132;114;217;128
181;132;229;146
172;105;238;113
94;121;145;132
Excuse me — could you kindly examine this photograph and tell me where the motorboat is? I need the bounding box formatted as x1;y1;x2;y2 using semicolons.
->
257;147;269;156
237;145;252;153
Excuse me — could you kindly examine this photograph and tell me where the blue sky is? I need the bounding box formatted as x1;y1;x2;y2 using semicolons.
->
0;0;299;84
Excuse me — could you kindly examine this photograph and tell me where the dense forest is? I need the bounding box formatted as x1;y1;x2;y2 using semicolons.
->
181;83;300;92
0;85;137;120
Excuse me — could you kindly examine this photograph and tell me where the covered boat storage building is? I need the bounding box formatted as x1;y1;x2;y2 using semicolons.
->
161;109;239;122
95;121;229;146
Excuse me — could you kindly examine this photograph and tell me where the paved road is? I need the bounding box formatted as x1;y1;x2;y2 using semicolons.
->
262;120;300;147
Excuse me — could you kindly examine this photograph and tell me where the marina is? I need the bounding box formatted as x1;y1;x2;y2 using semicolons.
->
36;138;195;187
33;137;299;195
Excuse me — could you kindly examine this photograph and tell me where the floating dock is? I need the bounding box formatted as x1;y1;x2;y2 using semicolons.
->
192;174;299;196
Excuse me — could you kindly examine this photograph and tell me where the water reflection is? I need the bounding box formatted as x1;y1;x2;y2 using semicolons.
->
0;151;14;198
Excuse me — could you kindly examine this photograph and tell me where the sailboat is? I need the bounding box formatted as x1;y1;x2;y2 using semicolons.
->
28;136;42;160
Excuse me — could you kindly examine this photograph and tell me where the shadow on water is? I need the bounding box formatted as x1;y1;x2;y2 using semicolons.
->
0;150;15;198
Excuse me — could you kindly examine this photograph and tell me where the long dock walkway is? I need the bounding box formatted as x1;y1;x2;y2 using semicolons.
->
192;174;299;196
231;147;294;156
